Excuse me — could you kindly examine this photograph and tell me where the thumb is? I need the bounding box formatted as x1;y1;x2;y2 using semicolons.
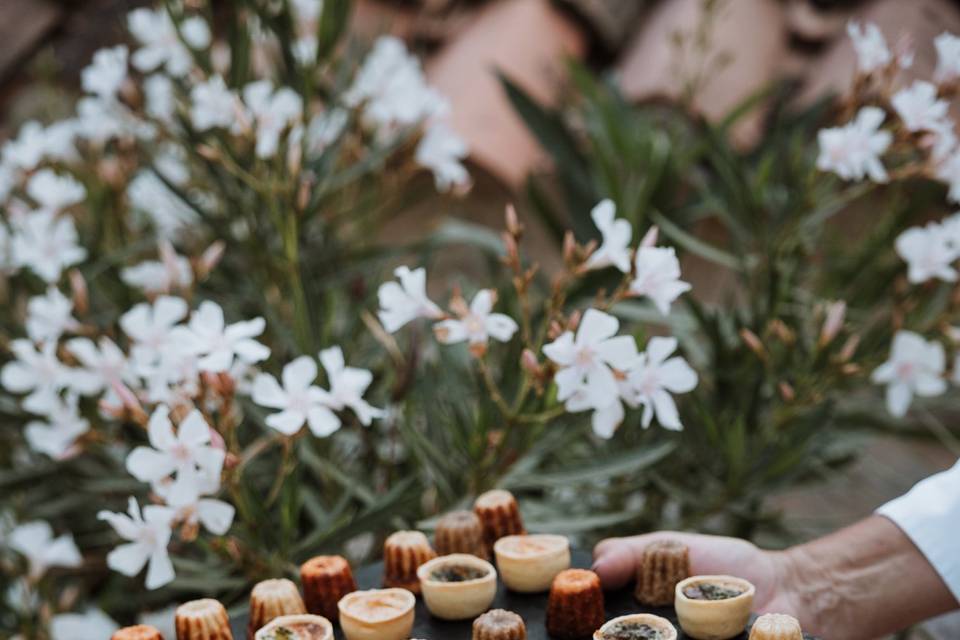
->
592;537;641;590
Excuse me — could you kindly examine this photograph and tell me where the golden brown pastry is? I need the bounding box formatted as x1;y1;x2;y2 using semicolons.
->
247;578;307;638
474;490;525;549
300;555;357;622
472;609;527;640
417;553;498;620
594;614;678;640
635;540;691;606
337;588;416;640
748;613;803;640
493;534;571;593
253;614;333;639
112;626;163;640
545;569;605;639
175;599;233;640
383;530;437;594
435;510;488;559
674;575;756;640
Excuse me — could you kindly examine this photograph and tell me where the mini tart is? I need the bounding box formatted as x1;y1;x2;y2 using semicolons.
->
474;490;525;549
472;609;527;640
594;614;678;640
300;555;357;621
383;530;437;594
417;553;497;620
253;614;334;640
175;598;233;640
112;625;163;640
674;575;756;640
545;569;605;639
493;534;571;593
748;613;803;640
435;510;489;559
337;588;416;640
248;578;307;638
635;540;691;607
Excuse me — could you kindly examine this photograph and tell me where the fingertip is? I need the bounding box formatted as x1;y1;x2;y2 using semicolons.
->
591;538;636;590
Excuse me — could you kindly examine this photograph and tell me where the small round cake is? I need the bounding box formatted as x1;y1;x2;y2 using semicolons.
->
748;613;803;640
383;530;437;594
300;555;357;621
175;598;233;640
417;554;498;620
635;540;691;606
435;510;488;559
248;578;307;638
474;490;525;549
473;609;527;640
545;569;605;639
338;588;416;640
494;534;571;593
112;625;163;640
675;575;755;640
594;614;678;640
254;614;333;640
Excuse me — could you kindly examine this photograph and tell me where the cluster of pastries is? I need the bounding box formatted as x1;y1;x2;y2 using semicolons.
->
114;490;804;640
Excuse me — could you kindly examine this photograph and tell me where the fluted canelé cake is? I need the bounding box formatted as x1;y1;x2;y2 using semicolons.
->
545;569;605;639
300;555;357;621
472;609;527;640
383;530;436;594
435;510;488;558
748;614;803;640
175;599;233;640
247;578;307;638
112;625;163;640
474;490;525;549
635;540;690;606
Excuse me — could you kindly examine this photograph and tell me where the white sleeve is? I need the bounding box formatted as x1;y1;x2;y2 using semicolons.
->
876;458;960;602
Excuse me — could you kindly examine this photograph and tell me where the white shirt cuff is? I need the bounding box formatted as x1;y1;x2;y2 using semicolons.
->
876;458;960;603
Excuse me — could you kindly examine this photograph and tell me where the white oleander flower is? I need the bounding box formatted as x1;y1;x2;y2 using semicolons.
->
128;8;210;77
181;301;270;372
543;308;640;411
305;109;348;156
847;21;892;74
2;120;46;171
253;355;336;436
98;497;176;590
817;107;892;183
624;336;698;430
584;199;632;273
122;243;194;294
8;521;83;579
127;170;198;238
1;340;72;415
11;210;87;283
936;150;960;204
934;32;960;84
891;81;950;133
144;74;176;125
126;406;224;489
242;80;304;158
121;296;190;367
66;337;135;401
26;287;79;344
75;96;154;146
318;346;384;427
26;169;86;211
377;266;443;333
415;121;470;192
156;461;234;536
81;45;128;100
630;246;691;315
895;222;958;283
434;289;518;349
872;331;946;417
0;221;12;274
190;75;240;131
50;609;119;640
41;120;80;163
24;394;89;459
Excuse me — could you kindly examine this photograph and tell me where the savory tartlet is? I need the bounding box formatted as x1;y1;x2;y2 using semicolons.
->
300;555;357;621
175;598;233;640
674;575;756;640
112;625;163;640
253;614;334;640
472;609;527;640
748;613;803;640
383;530;437;594
493;534;571;593
474;489;525;549
247;578;307;638
545;569;605;639
417;553;498;620
635;540;690;607
594;614;678;640
337;588;416;640
435;510;489;559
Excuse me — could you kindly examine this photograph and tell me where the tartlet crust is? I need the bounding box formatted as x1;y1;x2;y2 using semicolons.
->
417;553;498;621
337;588;416;640
253;614;333;640
594;613;679;640
493;534;571;593
674;575;756;640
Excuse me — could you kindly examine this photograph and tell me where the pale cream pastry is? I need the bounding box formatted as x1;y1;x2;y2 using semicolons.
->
253;614;333;640
112;625;163;640
594;614;678;640
435;510;489;559
493;533;570;593
748;613;803;640
247;578;307;639
175;598;233;640
337;588;416;640
472;609;527;640
545;569;605;639
417;553;498;620
675;575;756;640
474;490;525;549
635;540;690;606
300;555;356;621
383;530;437;594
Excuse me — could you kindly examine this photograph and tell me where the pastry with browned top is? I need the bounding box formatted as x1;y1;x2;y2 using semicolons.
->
675;575;756;640
594;614;678;640
748;613;803;640
435;510;488;559
175;599;233;640
254;614;333;639
112;626;163;640
474;490;525;549
247;578;307;638
300;555;357;621
473;609;527;640
545;569;605;639
338;588;416;640
635;539;690;606
383;530;437;594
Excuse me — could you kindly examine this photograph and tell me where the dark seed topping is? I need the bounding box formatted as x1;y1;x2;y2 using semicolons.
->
429;564;488;582
682;582;744;600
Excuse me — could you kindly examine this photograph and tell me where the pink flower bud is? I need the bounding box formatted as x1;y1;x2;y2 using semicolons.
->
819;300;847;346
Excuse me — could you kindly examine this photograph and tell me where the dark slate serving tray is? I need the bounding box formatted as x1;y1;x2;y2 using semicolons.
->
234;550;819;639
